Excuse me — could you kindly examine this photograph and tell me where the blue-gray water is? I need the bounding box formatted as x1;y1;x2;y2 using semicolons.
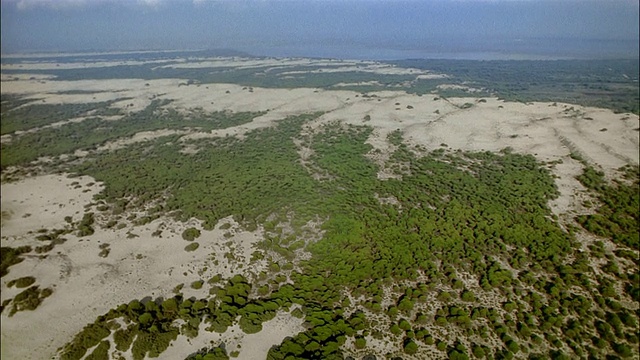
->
237;38;639;61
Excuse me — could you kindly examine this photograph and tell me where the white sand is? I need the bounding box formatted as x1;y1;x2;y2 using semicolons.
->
1;56;426;77
155;56;361;70
436;83;483;92
160;311;305;360
0;59;177;71
0;174;272;359
1;50;196;59
1;174;101;238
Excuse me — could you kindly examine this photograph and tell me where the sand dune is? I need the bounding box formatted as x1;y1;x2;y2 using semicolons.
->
1;57;638;359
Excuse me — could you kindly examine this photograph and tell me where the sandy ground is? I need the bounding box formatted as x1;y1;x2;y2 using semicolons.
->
160;311;305;360
154;56;442;78
1;50;195;59
1;56;639;360
155;57;362;70
0;59;178;71
1;55;441;79
1;174;101;237
0;174;273;359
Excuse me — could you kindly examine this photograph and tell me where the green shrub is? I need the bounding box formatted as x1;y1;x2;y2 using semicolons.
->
182;227;201;241
185;242;200;252
404;339;419;355
7;276;36;288
1;246;32;277
8;286;53;316
239;316;263;334
390;324;402;336
291;308;304;318
85;340;110;360
113;327;136;352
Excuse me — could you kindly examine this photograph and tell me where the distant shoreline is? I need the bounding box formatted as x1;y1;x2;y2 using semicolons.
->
2;50;639;64
2;37;639;62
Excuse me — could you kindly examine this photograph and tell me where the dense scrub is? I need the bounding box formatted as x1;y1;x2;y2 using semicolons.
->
394;59;640;114
0;245;32;277
72;113;324;230
6;276;36;288
0;98;122;135
576;165;639;248
52;110;639;359
0;98;264;168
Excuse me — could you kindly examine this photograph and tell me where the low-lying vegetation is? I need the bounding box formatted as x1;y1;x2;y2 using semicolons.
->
48;110;638;359
3;285;54;316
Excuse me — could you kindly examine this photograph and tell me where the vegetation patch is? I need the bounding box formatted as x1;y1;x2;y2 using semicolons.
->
186;345;229;360
1;246;32;277
184;242;200;252
5;285;53;316
6;276;36;288
394;59;640;114
0;98;265;168
575;165;639;248
182;227;201;241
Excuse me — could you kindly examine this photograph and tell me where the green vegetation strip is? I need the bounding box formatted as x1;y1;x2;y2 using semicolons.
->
1;98;264;168
394;59;640;115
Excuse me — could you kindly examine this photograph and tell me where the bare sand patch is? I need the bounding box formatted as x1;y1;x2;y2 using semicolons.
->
0;174;102;238
0;173;276;359
156;56;360;71
331;80;384;87
436;83;483;92
159;310;304;360
278;63;434;76
415;74;448;80
154;55;444;77
235;311;305;360
1;78;182;113
0;59;176;71
97;129;192;152
1;50;194;60
0;134;13;144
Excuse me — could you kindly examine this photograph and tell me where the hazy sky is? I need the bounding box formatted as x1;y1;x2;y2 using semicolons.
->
1;0;639;58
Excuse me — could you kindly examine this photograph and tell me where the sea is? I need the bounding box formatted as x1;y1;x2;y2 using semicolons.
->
235;37;639;61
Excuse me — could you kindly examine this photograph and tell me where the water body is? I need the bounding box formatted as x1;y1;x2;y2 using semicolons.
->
238;37;640;61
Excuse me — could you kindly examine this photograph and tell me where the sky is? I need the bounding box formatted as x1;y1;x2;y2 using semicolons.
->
1;0;639;59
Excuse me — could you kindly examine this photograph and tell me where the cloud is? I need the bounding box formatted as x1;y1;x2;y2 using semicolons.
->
15;0;88;10
138;0;162;6
10;0;168;10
